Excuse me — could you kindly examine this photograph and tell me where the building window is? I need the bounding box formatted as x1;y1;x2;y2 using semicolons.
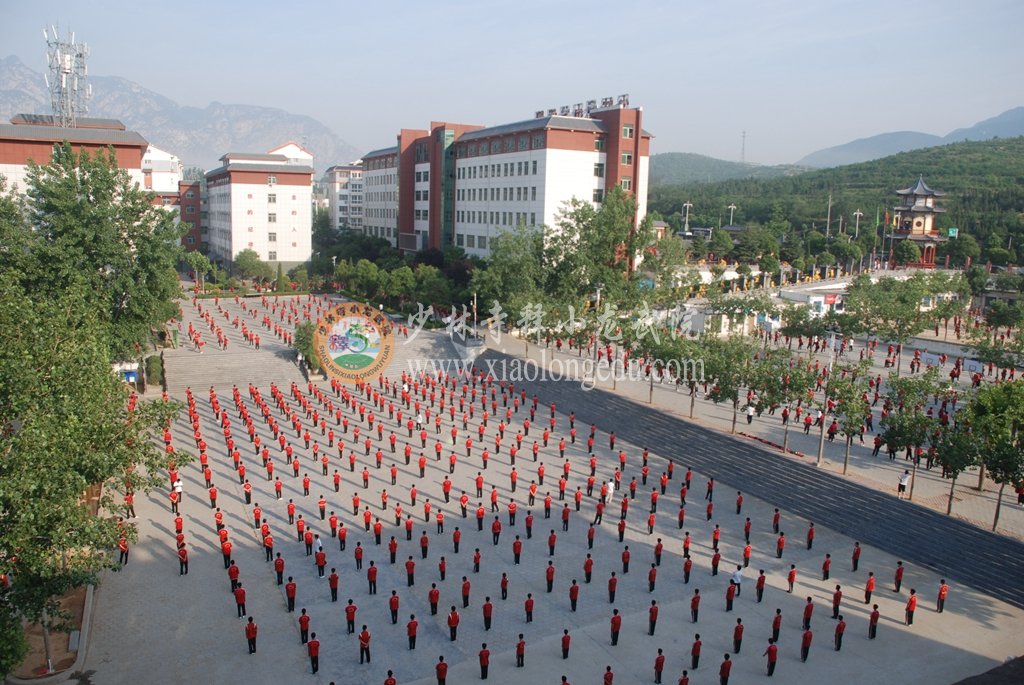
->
532;160;538;175
423;170;429;182
467;234;476;248
621;176;632;191
518;136;529;151
268;232;277;242
478;236;487;249
621;153;633;165
593;189;605;203
457;234;464;246
186;206;195;214
267;175;277;184
268;251;277;260
185;190;195;199
504;138;515;153
595;137;605;151
268;193;277;203
186;236;195;244
532;133;544;149
622;125;634;139
531;187;537;201
594;163;605;178
268;213;277;223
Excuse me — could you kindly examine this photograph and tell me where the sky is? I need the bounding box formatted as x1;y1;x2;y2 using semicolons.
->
3;0;1023;165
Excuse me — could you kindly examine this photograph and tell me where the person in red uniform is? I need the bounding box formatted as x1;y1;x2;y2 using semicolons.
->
447;606;461;640
345;599;358;633
937;579;949;613
802;596;814;630
435;655;448;684
762;638;779;676
610;609;622;645
478;643;490;679
690;633;702;669
648;599;659;635
690;589;701;622
560;629;571;658
406;613;418;649
654;648;666;683
800;628;813;661
834;615;846;650
719;654;732;684
307;631;320;673
905;588;917;625
244;616;258;654
358;625;371;663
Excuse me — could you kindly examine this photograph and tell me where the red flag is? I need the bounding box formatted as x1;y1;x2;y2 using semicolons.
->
884;210;889;227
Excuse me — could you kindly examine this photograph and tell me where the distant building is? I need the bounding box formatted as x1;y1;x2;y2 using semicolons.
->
205;142;314;272
891;177;948;268
142;144;183;196
323;162;364;233
0;113;148;192
359;104;652;256
178;180;203;251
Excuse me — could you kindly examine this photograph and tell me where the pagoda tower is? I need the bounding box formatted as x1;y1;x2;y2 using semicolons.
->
891;176;947;268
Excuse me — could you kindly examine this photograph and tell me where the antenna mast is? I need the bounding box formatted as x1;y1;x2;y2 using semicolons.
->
43;25;91;128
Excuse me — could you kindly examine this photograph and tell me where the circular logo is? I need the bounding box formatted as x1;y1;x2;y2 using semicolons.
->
314;303;395;384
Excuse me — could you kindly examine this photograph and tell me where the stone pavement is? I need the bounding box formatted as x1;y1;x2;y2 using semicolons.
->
58;293;1023;685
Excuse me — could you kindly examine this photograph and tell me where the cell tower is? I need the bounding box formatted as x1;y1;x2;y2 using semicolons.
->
43;25;91;128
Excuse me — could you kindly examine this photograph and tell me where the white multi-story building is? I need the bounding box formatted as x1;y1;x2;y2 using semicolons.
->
362;146;398;246
205;142;313;272
358;105;651;256
142;144;183;195
323;162;364;233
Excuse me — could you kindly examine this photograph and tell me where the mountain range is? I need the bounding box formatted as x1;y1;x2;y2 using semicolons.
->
0;56;361;172
795;107;1024;168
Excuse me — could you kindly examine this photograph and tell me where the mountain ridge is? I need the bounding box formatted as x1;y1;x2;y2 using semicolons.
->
0;55;360;172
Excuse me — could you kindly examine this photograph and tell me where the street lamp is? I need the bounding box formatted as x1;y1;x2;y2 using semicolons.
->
682;201;693;232
853;210;863;239
727;203;737;226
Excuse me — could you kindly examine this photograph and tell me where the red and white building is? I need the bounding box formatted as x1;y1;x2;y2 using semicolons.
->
355;103;651;255
0;113;148;193
205;142;314;271
178;180;203;251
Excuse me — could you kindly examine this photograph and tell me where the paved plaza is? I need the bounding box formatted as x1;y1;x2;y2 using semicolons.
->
50;292;1024;685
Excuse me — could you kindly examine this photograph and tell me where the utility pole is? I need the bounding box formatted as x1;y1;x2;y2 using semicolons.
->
825;194;832;239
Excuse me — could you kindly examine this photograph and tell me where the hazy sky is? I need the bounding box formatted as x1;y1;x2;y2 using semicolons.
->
3;0;1022;164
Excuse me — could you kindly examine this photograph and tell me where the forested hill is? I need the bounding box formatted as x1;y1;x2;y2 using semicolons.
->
649;137;1024;253
649;152;805;185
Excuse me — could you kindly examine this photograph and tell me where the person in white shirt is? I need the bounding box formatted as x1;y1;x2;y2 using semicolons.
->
897;470;910;500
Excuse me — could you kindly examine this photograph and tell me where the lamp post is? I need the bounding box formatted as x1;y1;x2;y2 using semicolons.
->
682;201;693;232
853;209;863;239
727;203;737;226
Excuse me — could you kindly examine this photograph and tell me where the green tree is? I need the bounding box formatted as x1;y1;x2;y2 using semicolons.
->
892;239;922;265
352;259;382;300
470;223;544;321
879;368;944;500
748;348;816;453
17;143;183;360
385;265;416;305
965;266;990;297
708;229;734;260
826;361;873;475
414;264;451;308
183;251;213;292
940;233;981;267
702;335;759;434
934;424;981;516
970;382;1024;531
0;275;184;676
843;273;934;374
233;249;274;282
311;206;337;251
294;321;319;372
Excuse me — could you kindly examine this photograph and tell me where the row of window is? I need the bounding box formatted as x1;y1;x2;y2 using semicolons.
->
458;186;538;203
458;133;547;158
456;233;489;249
414;209;429;221
366;173;397;185
457;211;537;227
366;208;397;219
414;170;430;183
458;160;538;180
244;192;296;201
414;190;430;202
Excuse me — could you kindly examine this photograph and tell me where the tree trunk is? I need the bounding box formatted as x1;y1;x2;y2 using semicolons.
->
731;400;738;435
41;609;53;674
689;386;696;419
842;436;852;475
992;482;1006;532
976;463;986;491
782;422;791;454
815;415;827;467
946;475;958;515
908;454;919;501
